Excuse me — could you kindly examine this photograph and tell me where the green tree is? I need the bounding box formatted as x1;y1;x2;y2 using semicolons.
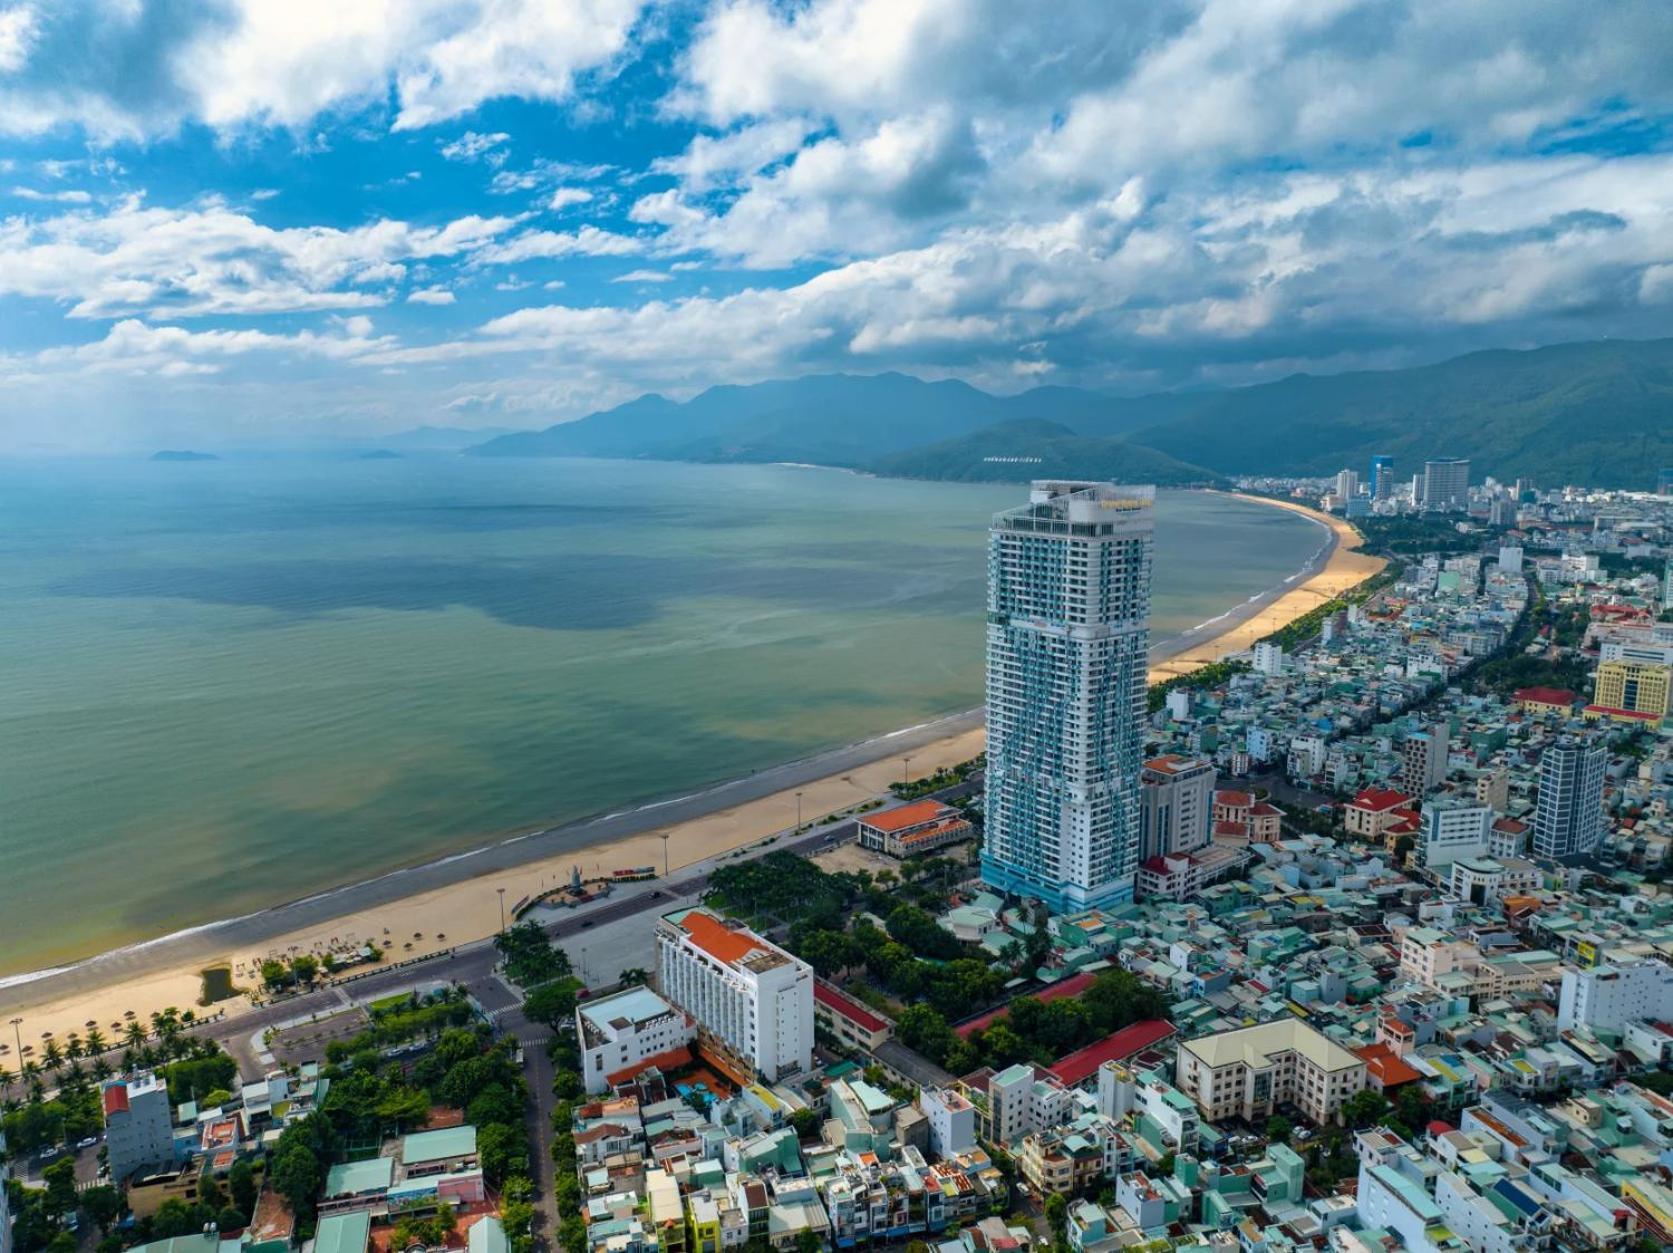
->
80;1186;123;1233
789;1108;820;1140
1343;1088;1391;1130
522;978;583;1029
559;1216;588;1253
43;1159;79;1217
1044;1193;1068;1253
1266;1115;1292;1145
228;1159;258;1216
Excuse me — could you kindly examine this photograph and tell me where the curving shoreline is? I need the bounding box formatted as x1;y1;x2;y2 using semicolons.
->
0;489;1380;1039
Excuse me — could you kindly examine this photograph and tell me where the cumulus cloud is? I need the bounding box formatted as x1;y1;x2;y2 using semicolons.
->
0;199;521;317
407;285;457;304
25;316;396;376
0;0;651;139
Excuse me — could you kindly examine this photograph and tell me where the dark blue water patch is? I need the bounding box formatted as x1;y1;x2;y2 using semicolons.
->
49;551;977;632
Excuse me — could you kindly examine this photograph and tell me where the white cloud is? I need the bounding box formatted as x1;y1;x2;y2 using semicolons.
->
439;130;510;162
611;269;670;283
650;116;816;193
548;187;594;211
476;225;644;264
0;3;35;74
8;186;92;203
0;198;521;317
407;285;457;304
0;0;652;139
25;316;397;376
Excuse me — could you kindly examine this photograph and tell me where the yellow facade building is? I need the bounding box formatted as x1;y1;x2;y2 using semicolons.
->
1594;659;1670;722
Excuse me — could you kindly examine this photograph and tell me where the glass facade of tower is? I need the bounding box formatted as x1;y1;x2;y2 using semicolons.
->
981;481;1153;912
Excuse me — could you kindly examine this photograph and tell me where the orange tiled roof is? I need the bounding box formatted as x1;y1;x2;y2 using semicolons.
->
679;911;766;964
862;799;960;833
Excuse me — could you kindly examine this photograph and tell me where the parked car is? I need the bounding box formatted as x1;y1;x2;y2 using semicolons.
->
76;1136;98;1149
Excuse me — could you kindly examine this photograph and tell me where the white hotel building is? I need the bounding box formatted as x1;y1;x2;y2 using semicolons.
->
655;907;813;1084
982;481;1153;913
576;985;697;1094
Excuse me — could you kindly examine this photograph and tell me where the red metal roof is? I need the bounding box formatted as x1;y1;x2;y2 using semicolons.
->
1045;1020;1177;1087
955;972;1097;1039
1514;686;1575;706
1215;790;1253;809
814;980;889;1034
678;910;767;965
103;1084;129;1116
860;799;961;834
1350;787;1411;813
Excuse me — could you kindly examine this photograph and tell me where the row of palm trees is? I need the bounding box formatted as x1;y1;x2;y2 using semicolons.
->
0;1006;209;1103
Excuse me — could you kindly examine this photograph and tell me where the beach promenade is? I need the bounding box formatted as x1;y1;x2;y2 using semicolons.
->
0;492;1382;1044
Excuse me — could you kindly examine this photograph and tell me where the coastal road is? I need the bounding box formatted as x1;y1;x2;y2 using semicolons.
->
0;708;984;1017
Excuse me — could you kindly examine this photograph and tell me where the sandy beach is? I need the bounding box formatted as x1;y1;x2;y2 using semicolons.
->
1148;492;1386;680
0;491;1380;1048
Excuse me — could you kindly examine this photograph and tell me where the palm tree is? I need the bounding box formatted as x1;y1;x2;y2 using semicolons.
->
123;1022;147;1050
91;1056;113;1082
41;1039;63;1070
84;1027;107;1056
64;1032;83;1061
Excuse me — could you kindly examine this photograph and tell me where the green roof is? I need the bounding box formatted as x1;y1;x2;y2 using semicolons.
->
325;1157;394;1197
402;1125;478;1165
315;1210;371;1253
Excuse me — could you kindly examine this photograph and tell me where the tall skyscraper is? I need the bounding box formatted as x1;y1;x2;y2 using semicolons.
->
1532;738;1606;860
982;481;1153;912
1369;455;1394;500
1334;468;1360;504
1422;458;1471;512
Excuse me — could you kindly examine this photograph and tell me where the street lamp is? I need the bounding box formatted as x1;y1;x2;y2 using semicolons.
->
8;1018;21;1069
902;755;913;787
496;887;506;933
795;790;804;832
660;832;671;877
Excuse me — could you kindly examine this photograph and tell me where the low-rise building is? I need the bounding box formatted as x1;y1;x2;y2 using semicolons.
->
1175;1018;1368;1127
856;799;975;858
577;986;697;1095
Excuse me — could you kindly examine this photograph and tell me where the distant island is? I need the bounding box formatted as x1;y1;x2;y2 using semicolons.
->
357;449;402;460
150;450;220;462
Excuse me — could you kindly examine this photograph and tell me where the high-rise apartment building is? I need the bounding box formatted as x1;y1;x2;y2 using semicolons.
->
1418;798;1492;868
1399;721;1450;795
1557;960;1673;1034
1531;738;1606;860
1593;659;1671;721
655;907;813;1083
1421;458;1470;512
1138;755;1213;862
1369;455;1395;501
1334;468;1360;503
103;1073;175;1184
982;481;1153;912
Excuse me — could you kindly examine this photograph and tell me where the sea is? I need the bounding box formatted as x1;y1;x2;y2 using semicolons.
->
0;457;1322;975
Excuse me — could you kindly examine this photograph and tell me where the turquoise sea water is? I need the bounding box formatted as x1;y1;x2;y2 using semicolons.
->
0;458;1320;973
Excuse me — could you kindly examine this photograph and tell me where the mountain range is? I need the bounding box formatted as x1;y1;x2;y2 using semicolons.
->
467;337;1673;489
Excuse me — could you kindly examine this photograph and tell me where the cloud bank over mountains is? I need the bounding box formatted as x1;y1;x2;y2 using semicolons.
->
0;0;1670;449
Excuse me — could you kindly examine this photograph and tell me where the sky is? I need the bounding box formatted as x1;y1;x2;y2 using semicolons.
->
1;0;1671;452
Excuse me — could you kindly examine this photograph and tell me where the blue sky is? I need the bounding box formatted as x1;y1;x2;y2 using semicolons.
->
1;0;1671;452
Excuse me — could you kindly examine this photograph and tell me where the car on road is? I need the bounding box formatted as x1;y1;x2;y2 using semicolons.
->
75;1136;98;1149
581;919;594;928
38;1146;62;1162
